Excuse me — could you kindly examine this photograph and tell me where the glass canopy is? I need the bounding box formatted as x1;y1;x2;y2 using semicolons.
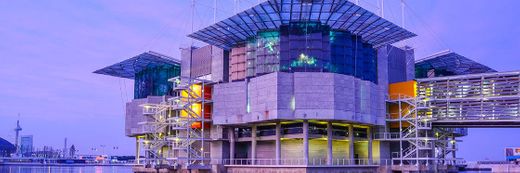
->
189;0;416;50
94;51;181;79
415;50;496;78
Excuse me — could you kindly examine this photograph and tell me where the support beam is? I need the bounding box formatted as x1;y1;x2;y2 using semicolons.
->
349;124;354;164
136;136;140;165
367;127;373;164
228;127;236;163
452;136;456;159
251;125;257;164
327;121;333;165
275;122;281;165
303;120;309;165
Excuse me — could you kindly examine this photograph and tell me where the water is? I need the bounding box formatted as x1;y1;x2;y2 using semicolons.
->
0;165;133;173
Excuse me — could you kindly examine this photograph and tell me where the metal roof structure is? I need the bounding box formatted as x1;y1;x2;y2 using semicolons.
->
415;50;496;77
0;137;14;149
94;51;180;79
189;0;416;50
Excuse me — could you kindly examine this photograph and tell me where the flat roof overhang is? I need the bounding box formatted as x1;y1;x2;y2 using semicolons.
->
189;0;416;50
93;51;180;79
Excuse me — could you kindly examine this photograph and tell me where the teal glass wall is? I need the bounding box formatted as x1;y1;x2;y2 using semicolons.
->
134;64;180;99
243;22;378;84
279;22;331;72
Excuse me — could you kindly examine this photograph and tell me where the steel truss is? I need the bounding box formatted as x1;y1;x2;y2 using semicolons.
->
139;76;212;170
385;94;437;166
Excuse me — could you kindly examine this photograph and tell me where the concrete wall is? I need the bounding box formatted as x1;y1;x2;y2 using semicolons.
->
237;138;355;161
213;81;248;124
125;96;163;136
226;166;378;173
332;140;349;159
281;139;303;160
212;45;228;83
309;140;327;160
354;142;368;159
180;45;228;82
191;45;213;78
213;72;386;125
256;141;275;159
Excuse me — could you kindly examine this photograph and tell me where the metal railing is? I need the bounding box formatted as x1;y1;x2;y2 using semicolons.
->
373;132;400;140
217;158;391;166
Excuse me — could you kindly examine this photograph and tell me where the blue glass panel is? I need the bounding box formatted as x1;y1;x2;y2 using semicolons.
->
134;65;180;99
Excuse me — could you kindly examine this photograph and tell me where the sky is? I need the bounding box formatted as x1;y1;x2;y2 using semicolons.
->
0;0;519;161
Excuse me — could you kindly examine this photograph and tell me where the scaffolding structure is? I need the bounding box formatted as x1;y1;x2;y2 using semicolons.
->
139;76;212;170
384;94;436;166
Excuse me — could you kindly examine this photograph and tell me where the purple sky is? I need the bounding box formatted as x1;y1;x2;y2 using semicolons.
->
1;0;519;161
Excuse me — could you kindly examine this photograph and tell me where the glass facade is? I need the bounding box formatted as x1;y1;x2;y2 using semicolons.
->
134;64;181;99
239;22;378;83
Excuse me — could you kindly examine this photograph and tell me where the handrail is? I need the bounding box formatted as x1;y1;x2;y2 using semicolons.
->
218;158;392;166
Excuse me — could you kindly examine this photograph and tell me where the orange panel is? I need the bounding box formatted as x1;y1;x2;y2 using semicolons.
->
191;122;211;129
388;80;417;100
389;103;412;128
204;103;212;119
204;85;212;100
388;80;417;128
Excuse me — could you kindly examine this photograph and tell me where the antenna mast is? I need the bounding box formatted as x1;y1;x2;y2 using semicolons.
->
401;0;405;28
380;0;384;18
213;0;217;23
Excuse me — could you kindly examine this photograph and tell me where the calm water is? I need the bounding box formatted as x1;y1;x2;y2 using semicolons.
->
0;165;133;173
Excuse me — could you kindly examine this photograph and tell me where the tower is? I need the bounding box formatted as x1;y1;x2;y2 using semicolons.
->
63;138;68;158
14;118;22;156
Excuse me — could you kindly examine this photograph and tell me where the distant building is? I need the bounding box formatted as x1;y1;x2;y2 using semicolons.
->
0;137;15;157
20;135;33;157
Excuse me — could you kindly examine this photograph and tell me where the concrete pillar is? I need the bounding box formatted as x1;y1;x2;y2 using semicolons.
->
228;127;235;164
367;127;373;164
275;122;281;164
349;124;355;164
136;136;140;164
303;120;309;165
327;121;333;165
251;125;257;164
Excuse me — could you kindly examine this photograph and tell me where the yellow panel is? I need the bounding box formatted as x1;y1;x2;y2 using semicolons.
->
180;84;202;100
180;103;202;118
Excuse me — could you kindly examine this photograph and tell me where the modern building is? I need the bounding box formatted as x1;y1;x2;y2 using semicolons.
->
96;1;520;173
20;135;33;157
0;137;15;157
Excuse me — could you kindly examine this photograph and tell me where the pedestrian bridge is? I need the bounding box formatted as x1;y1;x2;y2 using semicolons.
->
417;71;520;128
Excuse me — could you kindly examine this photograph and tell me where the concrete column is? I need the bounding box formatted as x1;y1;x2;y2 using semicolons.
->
275;122;281;164
327;121;333;165
367;127;373;164
228;127;235;163
136;136;140;164
303;120;309;164
349;124;355;164
251;125;257;164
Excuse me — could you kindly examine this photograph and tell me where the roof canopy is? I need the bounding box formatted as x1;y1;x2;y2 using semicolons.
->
189;0;416;50
94;51;180;79
416;50;496;76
